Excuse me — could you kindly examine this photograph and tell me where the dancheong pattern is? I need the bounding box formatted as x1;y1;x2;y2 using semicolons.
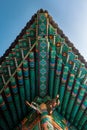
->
36;13;49;97
0;9;87;130
39;39;48;97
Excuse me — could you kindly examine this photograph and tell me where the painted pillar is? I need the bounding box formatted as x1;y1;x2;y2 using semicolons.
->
10;77;22;120
19;39;29;57
62;43;69;64
4;87;18;124
9;53;16;74
0;95;13;129
53;58;62;98
74;95;87;126
29;52;35;101
49;49;56;98
0;114;9;130
35;41;39;96
70;87;85;123
15;44;22;65
66;80;80;119
78;109;87;130
77;63;87;83
58;66;69;112
62;48;75;118
2;62;9;82
17;68;27;116
56;41;62;56
11;48;18;69
82;121;87;130
62;73;75;116
66;48;75;71
23;60;30;101
0;66;4;90
72;55;80;76
55;33;64;58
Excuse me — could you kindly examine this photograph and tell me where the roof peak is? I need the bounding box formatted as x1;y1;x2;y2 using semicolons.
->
0;9;87;67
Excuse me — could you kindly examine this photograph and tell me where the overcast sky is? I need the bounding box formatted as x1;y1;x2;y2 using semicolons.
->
0;0;87;60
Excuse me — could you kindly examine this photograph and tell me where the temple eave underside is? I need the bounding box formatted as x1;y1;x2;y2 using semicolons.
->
0;9;87;130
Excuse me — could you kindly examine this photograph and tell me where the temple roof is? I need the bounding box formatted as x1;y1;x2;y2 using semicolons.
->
0;9;87;67
0;9;87;130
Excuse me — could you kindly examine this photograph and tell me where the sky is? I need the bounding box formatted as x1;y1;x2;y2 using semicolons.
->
0;0;87;60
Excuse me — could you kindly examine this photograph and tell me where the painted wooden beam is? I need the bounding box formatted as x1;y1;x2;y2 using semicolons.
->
10;77;22;120
62;73;75;116
58;65;69;112
49;49;56;98
53;58;62;98
74;94;87;127
78;109;87;130
0;114;9;130
23;60;30;101
66;80;80;120
70;87;85;123
4;87;18;124
29;52;35;100
17;68;27;116
0;95;13;129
